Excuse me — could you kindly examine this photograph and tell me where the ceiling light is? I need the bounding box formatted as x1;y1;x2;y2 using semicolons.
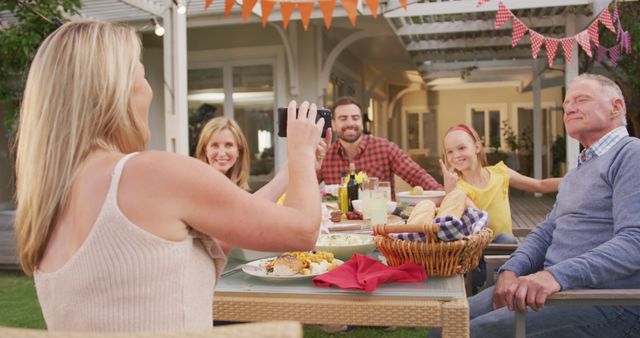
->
151;17;164;36
173;0;187;14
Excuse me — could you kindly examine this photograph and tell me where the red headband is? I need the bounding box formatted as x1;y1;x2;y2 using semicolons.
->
447;125;475;139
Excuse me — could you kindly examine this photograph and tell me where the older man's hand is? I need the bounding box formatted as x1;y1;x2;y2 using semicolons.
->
492;270;561;313
513;271;561;313
492;270;518;310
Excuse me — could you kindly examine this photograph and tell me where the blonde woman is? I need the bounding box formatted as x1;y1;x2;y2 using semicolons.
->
195;117;331;202
15;21;324;332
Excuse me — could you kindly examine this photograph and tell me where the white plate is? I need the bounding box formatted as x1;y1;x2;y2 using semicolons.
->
242;257;344;281
396;190;446;206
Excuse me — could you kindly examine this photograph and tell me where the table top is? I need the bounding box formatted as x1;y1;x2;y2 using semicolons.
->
216;256;466;300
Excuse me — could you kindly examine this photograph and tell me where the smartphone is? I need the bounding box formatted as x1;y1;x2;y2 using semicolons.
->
277;107;332;138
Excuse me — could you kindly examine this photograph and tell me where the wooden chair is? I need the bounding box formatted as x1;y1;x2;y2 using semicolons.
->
0;321;302;338
515;289;640;338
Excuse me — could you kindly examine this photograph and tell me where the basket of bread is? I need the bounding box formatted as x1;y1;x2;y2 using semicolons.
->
373;189;493;276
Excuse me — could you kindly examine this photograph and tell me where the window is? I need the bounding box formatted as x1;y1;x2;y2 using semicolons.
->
402;109;437;157
466;104;507;150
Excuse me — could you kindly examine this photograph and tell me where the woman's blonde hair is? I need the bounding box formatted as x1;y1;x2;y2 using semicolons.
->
195;117;250;190
442;124;488;176
15;21;146;274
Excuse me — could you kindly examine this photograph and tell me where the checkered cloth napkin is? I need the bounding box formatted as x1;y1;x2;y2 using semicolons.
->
392;208;489;242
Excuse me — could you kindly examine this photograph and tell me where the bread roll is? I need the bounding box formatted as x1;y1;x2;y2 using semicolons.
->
436;188;467;219
407;199;436;226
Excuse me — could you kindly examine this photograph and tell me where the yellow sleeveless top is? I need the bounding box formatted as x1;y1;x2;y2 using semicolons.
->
456;161;511;238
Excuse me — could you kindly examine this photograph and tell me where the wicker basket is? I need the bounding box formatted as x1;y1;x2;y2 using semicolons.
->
373;222;493;276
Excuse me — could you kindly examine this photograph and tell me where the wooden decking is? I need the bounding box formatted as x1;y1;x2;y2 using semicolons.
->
0;196;556;270
510;195;555;237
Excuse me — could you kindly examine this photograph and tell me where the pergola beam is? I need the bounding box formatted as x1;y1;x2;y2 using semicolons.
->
385;0;593;18
411;48;532;62
119;0;164;17
395;15;567;36
407;36;529;51
419;59;537;73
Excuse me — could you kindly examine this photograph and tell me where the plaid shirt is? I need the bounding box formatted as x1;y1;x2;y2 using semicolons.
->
577;126;629;167
317;134;442;199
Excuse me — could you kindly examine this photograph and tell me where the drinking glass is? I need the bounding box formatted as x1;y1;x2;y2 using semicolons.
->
370;189;387;226
378;181;391;202
359;177;378;220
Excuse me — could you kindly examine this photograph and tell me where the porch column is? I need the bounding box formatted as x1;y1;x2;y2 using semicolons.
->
532;61;543;188
565;14;580;170
162;1;189;155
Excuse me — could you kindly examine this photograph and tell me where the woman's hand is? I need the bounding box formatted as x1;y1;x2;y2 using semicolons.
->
315;128;332;171
439;159;459;193
286;101;324;159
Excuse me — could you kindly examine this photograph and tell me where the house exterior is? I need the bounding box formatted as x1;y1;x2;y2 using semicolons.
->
0;0;611;206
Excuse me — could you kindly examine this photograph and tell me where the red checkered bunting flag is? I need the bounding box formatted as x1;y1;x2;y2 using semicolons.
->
577;31;593;58
599;8;616;33
588;22;600;48
477;0;491;7
609;45;619;66
495;1;512;28
561;37;575;62
529;29;544;59
512;17;527;47
545;38;559;67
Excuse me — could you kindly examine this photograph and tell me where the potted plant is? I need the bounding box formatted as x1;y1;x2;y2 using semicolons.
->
501;121;533;175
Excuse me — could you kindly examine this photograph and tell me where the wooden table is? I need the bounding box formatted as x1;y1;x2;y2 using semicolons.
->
214;257;470;338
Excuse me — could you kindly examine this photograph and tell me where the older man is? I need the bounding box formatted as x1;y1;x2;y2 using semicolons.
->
317;96;442;198
428;74;640;338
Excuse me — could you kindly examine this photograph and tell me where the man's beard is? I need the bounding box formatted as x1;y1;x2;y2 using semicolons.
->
338;128;362;143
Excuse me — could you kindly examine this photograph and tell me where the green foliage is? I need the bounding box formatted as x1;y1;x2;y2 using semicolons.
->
0;0;80;133
501;120;532;153
581;2;640;135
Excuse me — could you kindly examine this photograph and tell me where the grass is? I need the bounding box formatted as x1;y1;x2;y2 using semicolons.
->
0;272;46;329
0;272;429;337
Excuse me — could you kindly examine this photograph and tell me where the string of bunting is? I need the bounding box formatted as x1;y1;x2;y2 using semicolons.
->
204;0;407;30
478;0;631;67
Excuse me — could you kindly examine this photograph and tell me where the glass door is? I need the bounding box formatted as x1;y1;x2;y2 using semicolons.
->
232;65;275;191
187;63;275;192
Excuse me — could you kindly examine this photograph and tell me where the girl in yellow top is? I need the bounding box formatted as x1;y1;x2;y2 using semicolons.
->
440;124;561;244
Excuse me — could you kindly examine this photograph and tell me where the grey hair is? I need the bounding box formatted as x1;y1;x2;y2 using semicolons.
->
573;73;627;126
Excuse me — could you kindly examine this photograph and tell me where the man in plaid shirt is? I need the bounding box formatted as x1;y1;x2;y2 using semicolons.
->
317;96;442;200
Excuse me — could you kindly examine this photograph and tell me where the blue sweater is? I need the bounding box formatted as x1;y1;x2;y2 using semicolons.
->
502;137;640;296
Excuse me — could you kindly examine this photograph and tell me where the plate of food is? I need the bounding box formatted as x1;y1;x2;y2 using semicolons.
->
242;251;343;281
315;233;376;260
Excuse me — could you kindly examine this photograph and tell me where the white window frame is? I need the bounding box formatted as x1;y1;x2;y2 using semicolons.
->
187;46;287;170
401;106;436;157
465;103;508;151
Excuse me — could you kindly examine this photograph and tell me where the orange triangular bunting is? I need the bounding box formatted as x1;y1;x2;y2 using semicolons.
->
280;2;296;30
242;0;258;22
224;0;235;16
205;0;213;10
342;0;358;26
364;0;379;18
260;0;277;27
318;0;335;29
399;0;407;9
298;2;315;31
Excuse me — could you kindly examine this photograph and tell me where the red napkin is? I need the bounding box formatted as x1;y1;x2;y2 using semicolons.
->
312;253;427;293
